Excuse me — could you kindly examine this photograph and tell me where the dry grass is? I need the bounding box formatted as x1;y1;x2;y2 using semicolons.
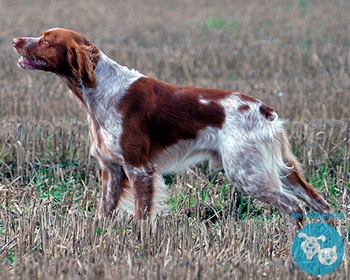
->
0;0;349;279
0;121;349;279
2;0;350;121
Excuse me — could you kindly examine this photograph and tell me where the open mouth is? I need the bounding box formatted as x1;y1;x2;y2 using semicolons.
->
17;55;48;70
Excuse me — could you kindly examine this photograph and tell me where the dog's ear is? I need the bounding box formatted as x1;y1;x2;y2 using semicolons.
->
317;235;326;242
68;44;99;88
298;232;307;239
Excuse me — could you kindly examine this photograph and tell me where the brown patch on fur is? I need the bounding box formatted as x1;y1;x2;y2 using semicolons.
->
118;77;228;167
287;170;331;211
284;161;333;226
238;93;259;103
238;104;250;112
67;43;100;88
287;171;318;199
259;104;275;120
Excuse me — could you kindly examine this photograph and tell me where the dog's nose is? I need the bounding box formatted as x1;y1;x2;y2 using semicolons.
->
13;37;24;48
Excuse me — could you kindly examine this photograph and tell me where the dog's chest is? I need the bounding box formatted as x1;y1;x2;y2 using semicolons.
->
88;110;125;166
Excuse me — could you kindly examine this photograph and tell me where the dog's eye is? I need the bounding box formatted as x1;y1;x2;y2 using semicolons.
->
42;37;50;44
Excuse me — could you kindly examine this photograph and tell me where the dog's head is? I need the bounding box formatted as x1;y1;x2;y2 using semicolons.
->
298;232;326;260
13;28;100;88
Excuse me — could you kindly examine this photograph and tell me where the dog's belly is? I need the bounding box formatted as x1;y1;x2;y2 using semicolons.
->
151;127;222;174
152;146;211;173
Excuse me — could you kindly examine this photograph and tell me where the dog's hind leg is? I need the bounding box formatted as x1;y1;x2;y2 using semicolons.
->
281;163;333;226
278;132;333;226
221;142;305;235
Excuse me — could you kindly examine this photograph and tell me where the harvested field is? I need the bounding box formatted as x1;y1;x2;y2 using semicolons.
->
0;0;349;279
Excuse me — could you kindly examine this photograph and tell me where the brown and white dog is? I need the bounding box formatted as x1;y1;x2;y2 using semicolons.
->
13;28;332;232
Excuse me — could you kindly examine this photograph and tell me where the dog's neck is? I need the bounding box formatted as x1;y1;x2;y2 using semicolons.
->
92;52;144;102
60;51;144;113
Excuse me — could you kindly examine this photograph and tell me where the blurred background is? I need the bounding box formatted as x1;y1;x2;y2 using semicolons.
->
1;0;350;121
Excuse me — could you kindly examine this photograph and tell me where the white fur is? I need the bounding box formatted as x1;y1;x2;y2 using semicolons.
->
86;52;144;168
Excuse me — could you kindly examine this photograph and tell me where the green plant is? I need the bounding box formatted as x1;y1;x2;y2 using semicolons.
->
203;16;227;29
32;163;83;203
308;164;338;195
203;16;239;33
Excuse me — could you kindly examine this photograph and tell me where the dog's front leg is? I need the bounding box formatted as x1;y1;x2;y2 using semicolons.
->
97;165;125;218
125;165;156;219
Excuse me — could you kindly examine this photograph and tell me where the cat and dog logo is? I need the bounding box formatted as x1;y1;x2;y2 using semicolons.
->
292;222;344;275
